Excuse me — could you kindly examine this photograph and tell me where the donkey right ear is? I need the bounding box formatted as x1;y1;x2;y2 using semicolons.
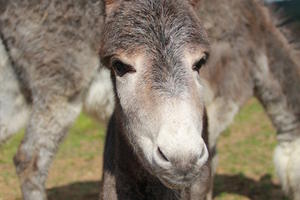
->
188;0;202;7
104;0;121;16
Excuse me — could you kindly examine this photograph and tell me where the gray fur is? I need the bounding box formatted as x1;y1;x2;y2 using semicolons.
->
195;1;300;199
1;0;211;199
0;37;30;143
100;0;211;199
0;1;106;200
100;112;210;200
0;0;300;199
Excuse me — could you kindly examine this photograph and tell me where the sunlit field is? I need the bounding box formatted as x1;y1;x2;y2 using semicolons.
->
0;98;289;200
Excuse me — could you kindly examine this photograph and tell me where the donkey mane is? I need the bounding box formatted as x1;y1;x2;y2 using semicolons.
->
268;0;300;51
264;0;300;118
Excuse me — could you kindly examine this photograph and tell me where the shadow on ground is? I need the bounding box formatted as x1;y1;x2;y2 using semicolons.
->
48;181;101;200
214;174;288;200
47;174;288;200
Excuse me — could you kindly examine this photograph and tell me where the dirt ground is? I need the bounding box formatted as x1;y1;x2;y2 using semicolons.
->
0;99;289;200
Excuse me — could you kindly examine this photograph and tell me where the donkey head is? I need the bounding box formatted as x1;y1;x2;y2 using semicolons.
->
100;0;209;188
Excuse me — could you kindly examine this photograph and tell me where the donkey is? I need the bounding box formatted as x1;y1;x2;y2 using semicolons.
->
194;0;300;199
0;1;112;200
0;0;211;199
99;1;300;199
1;0;300;199
99;0;300;199
99;0;211;199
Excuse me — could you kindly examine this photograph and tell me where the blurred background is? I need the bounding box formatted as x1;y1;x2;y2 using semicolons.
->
0;0;299;200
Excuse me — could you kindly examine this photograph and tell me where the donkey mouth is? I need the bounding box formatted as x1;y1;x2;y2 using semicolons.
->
158;173;201;189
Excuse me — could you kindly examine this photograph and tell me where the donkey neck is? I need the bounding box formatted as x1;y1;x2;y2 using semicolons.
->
111;111;181;200
114;115;149;181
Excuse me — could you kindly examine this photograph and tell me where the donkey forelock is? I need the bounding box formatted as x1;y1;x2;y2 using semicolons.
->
101;0;209;53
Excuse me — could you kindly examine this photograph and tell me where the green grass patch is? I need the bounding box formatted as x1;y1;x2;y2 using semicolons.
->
0;131;24;164
57;113;106;159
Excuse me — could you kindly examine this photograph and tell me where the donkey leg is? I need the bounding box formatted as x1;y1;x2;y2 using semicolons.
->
100;171;118;200
0;37;30;144
205;97;239;200
253;53;300;199
14;96;82;200
274;139;300;200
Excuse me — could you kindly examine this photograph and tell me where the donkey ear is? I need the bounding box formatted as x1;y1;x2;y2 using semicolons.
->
104;0;121;16
188;0;201;7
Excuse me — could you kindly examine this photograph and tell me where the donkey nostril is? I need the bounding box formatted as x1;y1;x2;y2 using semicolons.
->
157;147;169;162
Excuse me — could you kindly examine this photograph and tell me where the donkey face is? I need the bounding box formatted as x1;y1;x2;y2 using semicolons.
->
100;0;210;188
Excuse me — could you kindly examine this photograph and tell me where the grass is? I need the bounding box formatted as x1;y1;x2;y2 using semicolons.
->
0;98;288;200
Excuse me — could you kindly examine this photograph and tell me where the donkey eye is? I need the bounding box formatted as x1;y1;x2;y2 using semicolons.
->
112;60;136;77
192;53;209;73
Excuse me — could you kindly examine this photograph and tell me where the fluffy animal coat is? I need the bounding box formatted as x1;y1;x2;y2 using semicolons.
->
0;0;300;199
